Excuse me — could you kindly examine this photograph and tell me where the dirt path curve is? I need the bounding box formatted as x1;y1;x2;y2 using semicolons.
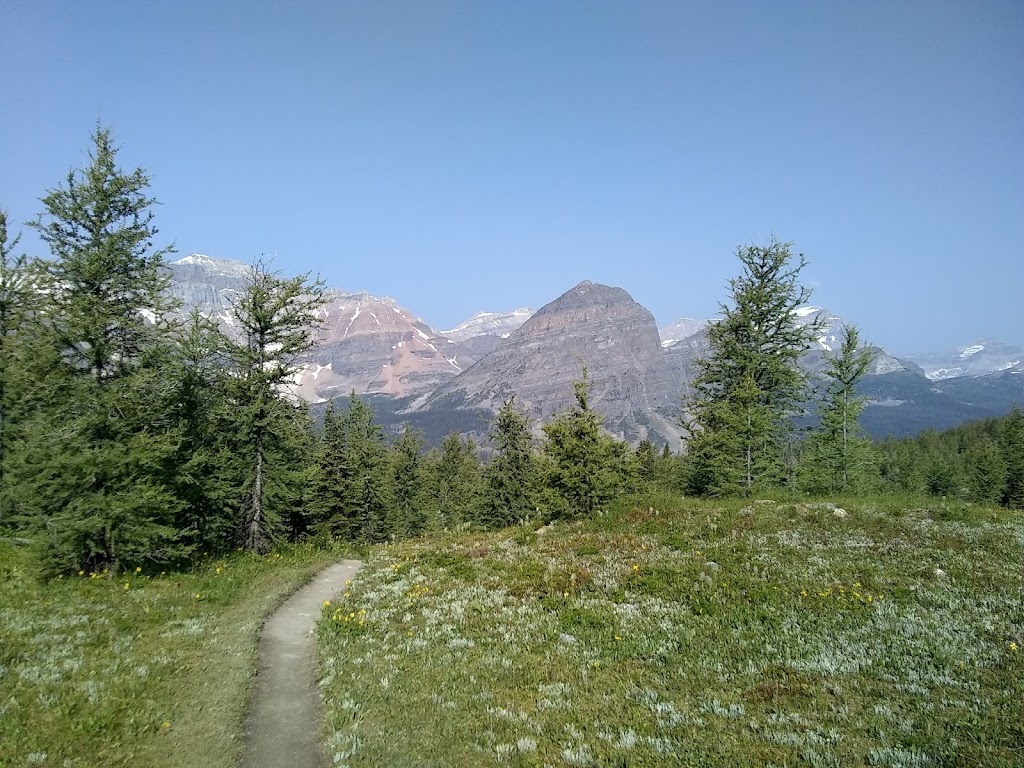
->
241;559;363;768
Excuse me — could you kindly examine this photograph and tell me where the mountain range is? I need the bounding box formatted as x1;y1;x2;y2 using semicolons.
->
167;254;1023;446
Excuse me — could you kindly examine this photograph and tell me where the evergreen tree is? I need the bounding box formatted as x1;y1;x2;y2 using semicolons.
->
1002;406;1024;509
684;238;817;496
165;311;243;551
391;426;429;539
635;438;657;486
31;125;177;381
339;394;393;542
964;438;1006;505
19;127;187;572
541;365;629;518
0;210;43;527
481;395;537;528
309;402;350;538
799;326;876;494
425;431;483;530
222;260;325;553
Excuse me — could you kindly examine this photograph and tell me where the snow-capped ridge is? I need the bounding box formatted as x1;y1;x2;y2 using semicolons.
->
440;307;534;342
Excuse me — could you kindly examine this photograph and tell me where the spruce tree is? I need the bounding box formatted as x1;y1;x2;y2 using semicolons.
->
799;326;876;495
964;438;1006;505
684;237;817;496
635;438;657;486
338;393;392;542
481;395;536;528
222;260;325;553
391;426;428;539
541;365;629;519
309;402;350;538
430;432;484;529
1001;406;1024;509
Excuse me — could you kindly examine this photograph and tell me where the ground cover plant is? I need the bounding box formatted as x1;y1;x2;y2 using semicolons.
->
0;541;350;768
318;495;1023;767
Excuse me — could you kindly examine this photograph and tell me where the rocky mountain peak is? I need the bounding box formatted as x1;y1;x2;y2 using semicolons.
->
420;280;681;443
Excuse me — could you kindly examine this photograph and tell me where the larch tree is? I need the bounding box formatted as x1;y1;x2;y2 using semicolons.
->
223;260;325;553
799;325;876;494
684;237;818;496
0;209;42;524
21;126;186;572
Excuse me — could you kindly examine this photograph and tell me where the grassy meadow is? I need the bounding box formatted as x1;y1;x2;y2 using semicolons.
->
0;541;351;768
317;495;1024;767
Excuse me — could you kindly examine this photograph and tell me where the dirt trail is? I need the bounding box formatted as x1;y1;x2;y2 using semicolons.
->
241;559;362;768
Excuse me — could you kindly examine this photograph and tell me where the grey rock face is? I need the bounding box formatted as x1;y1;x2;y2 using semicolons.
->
166;254;464;402
421;281;684;444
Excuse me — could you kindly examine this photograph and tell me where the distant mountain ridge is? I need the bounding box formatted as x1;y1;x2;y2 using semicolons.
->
441;308;534;342
165;253;1023;444
905;338;1024;381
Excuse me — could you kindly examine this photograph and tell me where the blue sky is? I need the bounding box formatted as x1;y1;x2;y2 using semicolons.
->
2;0;1021;353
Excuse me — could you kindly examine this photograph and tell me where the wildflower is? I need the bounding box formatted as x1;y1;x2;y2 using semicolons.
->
78;570;84;576
195;593;201;600
323;600;331;608
1011;642;1019;652
615;636;622;641
216;567;222;575
162;721;170;729
593;661;600;668
124;582;130;590
800;590;808;597
135;567;142;573
632;564;639;571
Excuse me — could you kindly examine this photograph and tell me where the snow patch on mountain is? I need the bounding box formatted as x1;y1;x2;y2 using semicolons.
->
659;318;709;346
959;344;985;358
441;308;534;342
792;305;823;318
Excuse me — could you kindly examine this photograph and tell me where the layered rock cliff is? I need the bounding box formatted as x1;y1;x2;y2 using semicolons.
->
420;281;684;443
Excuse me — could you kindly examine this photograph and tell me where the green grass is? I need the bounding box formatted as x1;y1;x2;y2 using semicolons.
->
0;540;351;768
318;496;1024;767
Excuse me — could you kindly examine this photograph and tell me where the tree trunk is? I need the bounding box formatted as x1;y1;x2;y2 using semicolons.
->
244;431;266;553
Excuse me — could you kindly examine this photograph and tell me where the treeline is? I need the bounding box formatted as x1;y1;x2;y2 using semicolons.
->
2;127;1020;575
875;410;1024;505
0;126;650;573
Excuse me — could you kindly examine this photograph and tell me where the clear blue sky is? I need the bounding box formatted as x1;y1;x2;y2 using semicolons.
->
2;0;1021;353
